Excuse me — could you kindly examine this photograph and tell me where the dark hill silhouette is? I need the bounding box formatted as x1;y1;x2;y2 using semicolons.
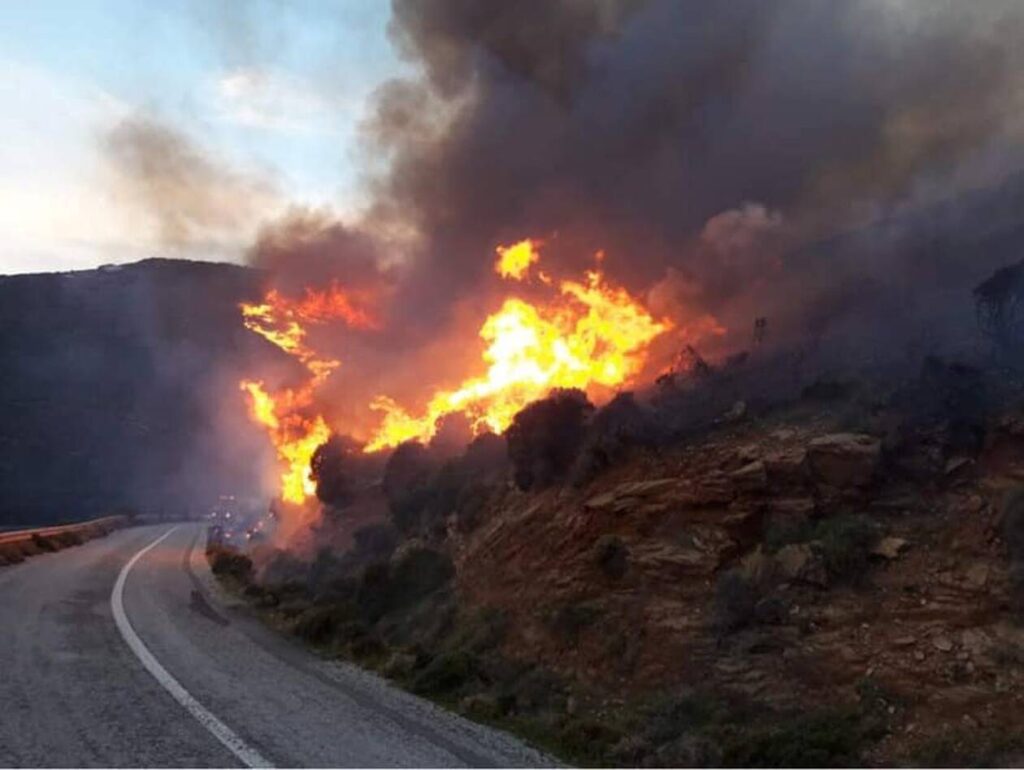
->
0;258;276;526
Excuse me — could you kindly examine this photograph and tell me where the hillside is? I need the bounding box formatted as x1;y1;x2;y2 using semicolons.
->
0;259;274;526
210;350;1024;766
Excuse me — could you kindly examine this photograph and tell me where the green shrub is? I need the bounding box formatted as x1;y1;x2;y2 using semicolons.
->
411;650;478;696
506;389;594;490
910;727;1023;767
814;515;878;582
292;603;356;645
448;607;508;655
356;561;393;621
547;601;603;644
558;718;624;766
721;707;880;768
389;545;454;607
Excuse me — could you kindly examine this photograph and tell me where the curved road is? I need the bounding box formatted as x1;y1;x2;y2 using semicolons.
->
0;524;550;768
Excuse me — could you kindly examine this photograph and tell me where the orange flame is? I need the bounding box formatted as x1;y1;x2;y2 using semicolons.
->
364;245;671;452
239;283;373;503
240;380;330;504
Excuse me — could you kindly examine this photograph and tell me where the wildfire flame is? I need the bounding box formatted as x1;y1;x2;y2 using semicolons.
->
239;239;681;503
239;380;331;503
239;283;374;504
363;245;671;451
495;238;540;280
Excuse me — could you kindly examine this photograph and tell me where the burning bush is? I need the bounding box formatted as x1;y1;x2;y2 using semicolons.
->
506;388;594;491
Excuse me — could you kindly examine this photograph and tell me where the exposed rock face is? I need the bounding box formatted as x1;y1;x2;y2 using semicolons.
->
731;460;768;492
871;536;909;560
775;543;828;587
807;433;882;487
448;402;1022;766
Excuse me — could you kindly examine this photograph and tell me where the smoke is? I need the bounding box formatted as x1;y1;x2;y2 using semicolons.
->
350;0;1024;354
236;0;1024;458
102;115;281;251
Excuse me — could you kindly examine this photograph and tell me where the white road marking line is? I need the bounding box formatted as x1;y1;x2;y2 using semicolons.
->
111;526;273;769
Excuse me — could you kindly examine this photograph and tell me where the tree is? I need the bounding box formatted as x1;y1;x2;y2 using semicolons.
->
310;435;357;508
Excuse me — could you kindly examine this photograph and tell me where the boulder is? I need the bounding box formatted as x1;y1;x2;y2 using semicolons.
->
764;447;808;483
731;460;768;492
584;491;618;511
964;562;989;589
618;478;678;497
871;536;909;560
775;543;828;587
739;546;775;584
768;497;816;519
807;433;881;487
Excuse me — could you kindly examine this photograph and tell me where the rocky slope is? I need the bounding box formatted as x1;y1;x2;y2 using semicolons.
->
215;358;1024;766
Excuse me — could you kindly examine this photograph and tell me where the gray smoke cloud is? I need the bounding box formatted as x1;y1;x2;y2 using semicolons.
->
353;0;1024;360
102;115;280;251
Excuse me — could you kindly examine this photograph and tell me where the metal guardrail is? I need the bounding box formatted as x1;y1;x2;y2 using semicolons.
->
0;515;129;546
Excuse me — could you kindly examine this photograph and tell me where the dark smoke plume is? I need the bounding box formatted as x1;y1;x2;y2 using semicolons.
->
236;0;1024;449
352;0;1024;358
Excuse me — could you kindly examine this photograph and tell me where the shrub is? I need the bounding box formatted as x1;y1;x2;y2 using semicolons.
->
292;603;356;645
388;544;455;608
713;569;764;633
506;388;594;491
382;441;437;534
448;607;508;655
572;392;661;486
814;515;878;582
356;561;393;622
208;547;253;583
721;707;882;768
352;523;400;562
558;719;624;766
411;650;478;696
593;535;629;580
547;600;603;644
461;431;509;477
310;435;357;508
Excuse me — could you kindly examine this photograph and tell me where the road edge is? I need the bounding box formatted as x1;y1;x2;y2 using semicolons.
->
111;525;273;769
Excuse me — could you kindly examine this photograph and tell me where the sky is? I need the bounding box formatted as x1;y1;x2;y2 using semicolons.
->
0;0;407;274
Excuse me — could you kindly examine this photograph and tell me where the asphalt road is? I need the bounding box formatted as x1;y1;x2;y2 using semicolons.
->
0;523;552;768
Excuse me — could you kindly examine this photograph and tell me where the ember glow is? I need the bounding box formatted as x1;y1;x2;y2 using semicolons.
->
363;244;672;451
239;283;374;503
